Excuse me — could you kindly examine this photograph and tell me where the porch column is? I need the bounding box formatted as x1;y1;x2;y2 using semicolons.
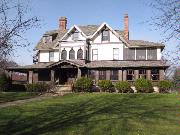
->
28;70;33;84
106;70;110;80
134;70;139;80
8;71;12;81
118;70;122;81
123;70;127;81
77;68;81;78
51;69;55;82
159;69;165;80
147;69;151;80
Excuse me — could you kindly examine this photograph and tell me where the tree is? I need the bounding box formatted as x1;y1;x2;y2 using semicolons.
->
148;0;179;78
0;0;39;61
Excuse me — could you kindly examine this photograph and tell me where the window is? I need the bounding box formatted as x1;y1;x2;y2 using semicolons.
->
113;48;119;60
69;48;75;59
49;51;54;62
61;49;67;60
136;48;146;60
89;70;96;80
102;30;109;41
124;48;135;60
139;69;146;79
99;70;106;80
43;36;52;43
77;48;83;59
147;48;157;60
73;30;79;40
110;70;118;80
127;69;134;80
92;49;98;60
151;69;159;80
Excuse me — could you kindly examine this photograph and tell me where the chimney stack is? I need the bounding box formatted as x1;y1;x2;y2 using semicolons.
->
59;17;67;31
124;14;129;40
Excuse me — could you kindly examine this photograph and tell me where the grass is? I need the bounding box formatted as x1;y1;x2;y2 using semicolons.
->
0;92;38;103
0;93;178;135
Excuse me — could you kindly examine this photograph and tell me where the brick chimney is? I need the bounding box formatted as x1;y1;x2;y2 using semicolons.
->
59;17;67;31
124;14;129;40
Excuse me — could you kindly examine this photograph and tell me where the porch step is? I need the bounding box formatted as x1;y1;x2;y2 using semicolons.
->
55;85;73;94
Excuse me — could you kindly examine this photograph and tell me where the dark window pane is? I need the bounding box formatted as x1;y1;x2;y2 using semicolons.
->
127;69;134;80
77;49;83;59
99;70;106;80
110;70;118;80
139;69;146;79
102;30;109;41
151;69;159;80
61;49;67;60
69;49;75;59
136;48;146;60
147;48;157;60
124;48;135;60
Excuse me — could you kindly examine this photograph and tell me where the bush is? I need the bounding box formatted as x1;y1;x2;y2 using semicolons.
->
0;72;11;91
134;78;154;93
74;77;93;92
25;82;51;93
115;81;134;93
158;80;172;93
98;80;113;92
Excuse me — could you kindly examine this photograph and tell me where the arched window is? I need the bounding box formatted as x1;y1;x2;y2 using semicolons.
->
77;48;83;59
69;48;75;59
61;49;67;60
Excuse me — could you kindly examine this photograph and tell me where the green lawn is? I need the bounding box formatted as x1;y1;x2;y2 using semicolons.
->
0;92;38;103
0;93;178;135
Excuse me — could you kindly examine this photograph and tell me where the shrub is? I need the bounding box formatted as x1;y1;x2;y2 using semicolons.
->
74;77;93;92
115;81;134;93
0;72;11;91
158;80;172;93
134;78;153;93
98;80;113;92
25;82;51;93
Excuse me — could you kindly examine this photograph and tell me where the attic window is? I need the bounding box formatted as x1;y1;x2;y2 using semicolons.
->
102;30;109;41
73;30;79;41
43;36;52;43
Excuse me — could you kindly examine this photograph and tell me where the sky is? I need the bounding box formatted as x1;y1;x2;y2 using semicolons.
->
11;0;178;65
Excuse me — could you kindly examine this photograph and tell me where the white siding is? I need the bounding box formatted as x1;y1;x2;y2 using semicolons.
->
157;48;161;60
90;43;124;61
39;51;49;62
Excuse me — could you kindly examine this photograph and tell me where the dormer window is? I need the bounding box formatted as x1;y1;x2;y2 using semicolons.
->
102;30;109;41
43;36;52;43
73;30;79;41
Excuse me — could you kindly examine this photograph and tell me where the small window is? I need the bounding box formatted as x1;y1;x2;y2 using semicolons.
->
151;69;159;80
69;48;75;59
113;48;119;60
73;31;79;40
49;51;54;62
43;36;52;43
127;69;134;80
92;49;98;60
110;70;118;80
99;70;106;80
77;48;83;59
61;49;67;60
139;69;146;79
102;30;109;41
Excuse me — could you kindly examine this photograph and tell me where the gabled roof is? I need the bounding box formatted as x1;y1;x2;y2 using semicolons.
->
35;23;165;50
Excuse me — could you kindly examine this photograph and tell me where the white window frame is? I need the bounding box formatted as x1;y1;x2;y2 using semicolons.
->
49;51;54;62
92;49;98;60
113;48;119;60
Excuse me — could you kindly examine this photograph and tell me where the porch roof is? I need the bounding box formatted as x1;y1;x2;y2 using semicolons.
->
85;60;169;68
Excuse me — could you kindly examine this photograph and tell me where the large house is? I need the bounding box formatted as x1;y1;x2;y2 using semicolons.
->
8;14;169;85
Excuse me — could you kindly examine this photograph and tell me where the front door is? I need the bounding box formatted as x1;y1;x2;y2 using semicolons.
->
59;68;77;84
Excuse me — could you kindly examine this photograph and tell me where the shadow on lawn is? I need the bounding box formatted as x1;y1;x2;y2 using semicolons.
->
0;94;177;135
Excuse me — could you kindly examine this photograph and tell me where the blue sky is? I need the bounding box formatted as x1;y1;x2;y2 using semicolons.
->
12;0;177;65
